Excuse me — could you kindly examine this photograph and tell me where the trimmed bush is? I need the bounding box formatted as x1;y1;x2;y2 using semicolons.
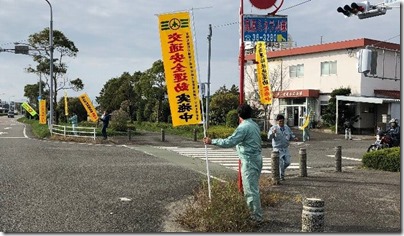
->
176;179;252;232
206;125;235;139
110;109;129;132
362;147;400;172
226;109;239;128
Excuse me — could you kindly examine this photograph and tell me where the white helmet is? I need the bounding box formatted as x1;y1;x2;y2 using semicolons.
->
389;118;398;124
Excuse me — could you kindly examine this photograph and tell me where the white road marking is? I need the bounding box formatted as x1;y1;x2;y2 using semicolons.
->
326;154;361;162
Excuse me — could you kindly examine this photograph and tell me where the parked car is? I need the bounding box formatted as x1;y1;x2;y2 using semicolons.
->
7;111;14;118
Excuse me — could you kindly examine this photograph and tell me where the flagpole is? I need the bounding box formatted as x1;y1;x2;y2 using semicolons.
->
190;9;212;200
238;0;245;193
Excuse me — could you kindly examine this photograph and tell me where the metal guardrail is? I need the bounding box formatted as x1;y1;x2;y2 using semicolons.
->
50;124;97;140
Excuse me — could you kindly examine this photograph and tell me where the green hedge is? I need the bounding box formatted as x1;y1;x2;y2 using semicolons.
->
362;147;400;172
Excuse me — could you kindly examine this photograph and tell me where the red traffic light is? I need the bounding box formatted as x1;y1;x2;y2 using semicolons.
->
350;2;366;13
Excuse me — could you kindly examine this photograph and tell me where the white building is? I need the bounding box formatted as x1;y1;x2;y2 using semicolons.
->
244;38;400;134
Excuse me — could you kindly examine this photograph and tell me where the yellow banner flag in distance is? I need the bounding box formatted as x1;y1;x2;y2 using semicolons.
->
78;93;98;122
64;90;68;116
39;100;47;124
158;11;202;127
21;102;38;117
255;42;273;105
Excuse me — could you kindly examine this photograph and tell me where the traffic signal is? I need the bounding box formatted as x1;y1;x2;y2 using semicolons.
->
337;1;390;19
337;1;369;17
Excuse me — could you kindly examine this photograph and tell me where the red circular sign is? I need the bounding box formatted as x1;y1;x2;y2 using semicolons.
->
249;0;277;9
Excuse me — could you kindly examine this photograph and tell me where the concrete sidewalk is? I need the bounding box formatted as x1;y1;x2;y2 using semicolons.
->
258;168;400;233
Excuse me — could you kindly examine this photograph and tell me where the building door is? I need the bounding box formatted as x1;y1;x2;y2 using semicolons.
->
293;107;299;126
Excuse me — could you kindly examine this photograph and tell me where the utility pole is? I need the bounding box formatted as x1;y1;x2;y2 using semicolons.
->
45;0;54;127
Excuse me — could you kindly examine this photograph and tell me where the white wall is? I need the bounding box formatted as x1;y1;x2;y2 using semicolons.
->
390;102;401;125
360;49;401;96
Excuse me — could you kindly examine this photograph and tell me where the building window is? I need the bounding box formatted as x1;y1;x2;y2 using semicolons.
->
321;61;337;76
289;64;304;78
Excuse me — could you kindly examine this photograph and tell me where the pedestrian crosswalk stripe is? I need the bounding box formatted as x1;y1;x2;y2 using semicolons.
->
157;146;309;173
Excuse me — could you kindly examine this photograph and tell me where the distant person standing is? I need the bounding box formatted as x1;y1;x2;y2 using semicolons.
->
268;114;298;181
100;110;111;140
302;114;311;142
68;113;78;135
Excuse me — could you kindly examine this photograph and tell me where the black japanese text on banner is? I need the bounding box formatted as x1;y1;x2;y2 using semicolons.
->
158;11;202;126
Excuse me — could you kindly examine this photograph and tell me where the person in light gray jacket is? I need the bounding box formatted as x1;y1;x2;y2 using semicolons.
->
268;114;298;180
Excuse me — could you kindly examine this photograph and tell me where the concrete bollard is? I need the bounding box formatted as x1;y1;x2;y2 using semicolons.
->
301;198;325;232
193;129;197;141
128;129;131;140
161;128;165;142
271;151;280;185
335;146;342;172
299;148;307;177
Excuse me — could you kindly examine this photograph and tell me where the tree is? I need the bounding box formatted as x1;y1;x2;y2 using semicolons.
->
97;77;124;113
321;87;352;130
23;81;47;110
57;96;87;123
96;60;168;123
25;28;83;123
96;71;142;120
245;61;289;131
142;60;166;122
209;85;239;125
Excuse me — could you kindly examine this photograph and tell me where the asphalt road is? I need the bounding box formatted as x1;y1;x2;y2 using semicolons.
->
0;116;399;233
0;116;205;232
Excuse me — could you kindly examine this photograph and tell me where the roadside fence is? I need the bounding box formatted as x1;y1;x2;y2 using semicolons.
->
50;124;97;140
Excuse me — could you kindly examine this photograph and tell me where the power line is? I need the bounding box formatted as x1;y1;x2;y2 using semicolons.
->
0;39;28;48
381;34;400;43
370;34;401;48
277;0;312;12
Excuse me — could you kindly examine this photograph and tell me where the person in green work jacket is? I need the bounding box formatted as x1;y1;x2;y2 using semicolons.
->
203;103;263;223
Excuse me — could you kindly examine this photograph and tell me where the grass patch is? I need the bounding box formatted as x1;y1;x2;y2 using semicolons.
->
131;121;204;140
176;179;252;232
176;177;302;232
18;117;50;138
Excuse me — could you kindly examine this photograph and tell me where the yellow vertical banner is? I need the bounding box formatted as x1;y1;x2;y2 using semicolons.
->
78;93;98;122
39;99;47;124
158;11;202;127
255;42;273;105
64;90;68;116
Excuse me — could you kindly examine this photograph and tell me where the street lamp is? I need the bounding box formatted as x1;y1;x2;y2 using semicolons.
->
44;0;54;127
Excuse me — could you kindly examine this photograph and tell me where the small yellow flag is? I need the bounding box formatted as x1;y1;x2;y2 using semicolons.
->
64;90;69;116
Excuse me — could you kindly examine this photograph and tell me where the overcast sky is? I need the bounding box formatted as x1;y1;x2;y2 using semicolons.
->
0;0;401;104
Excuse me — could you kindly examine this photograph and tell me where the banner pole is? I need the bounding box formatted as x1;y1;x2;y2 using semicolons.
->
190;9;212;200
238;0;245;193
